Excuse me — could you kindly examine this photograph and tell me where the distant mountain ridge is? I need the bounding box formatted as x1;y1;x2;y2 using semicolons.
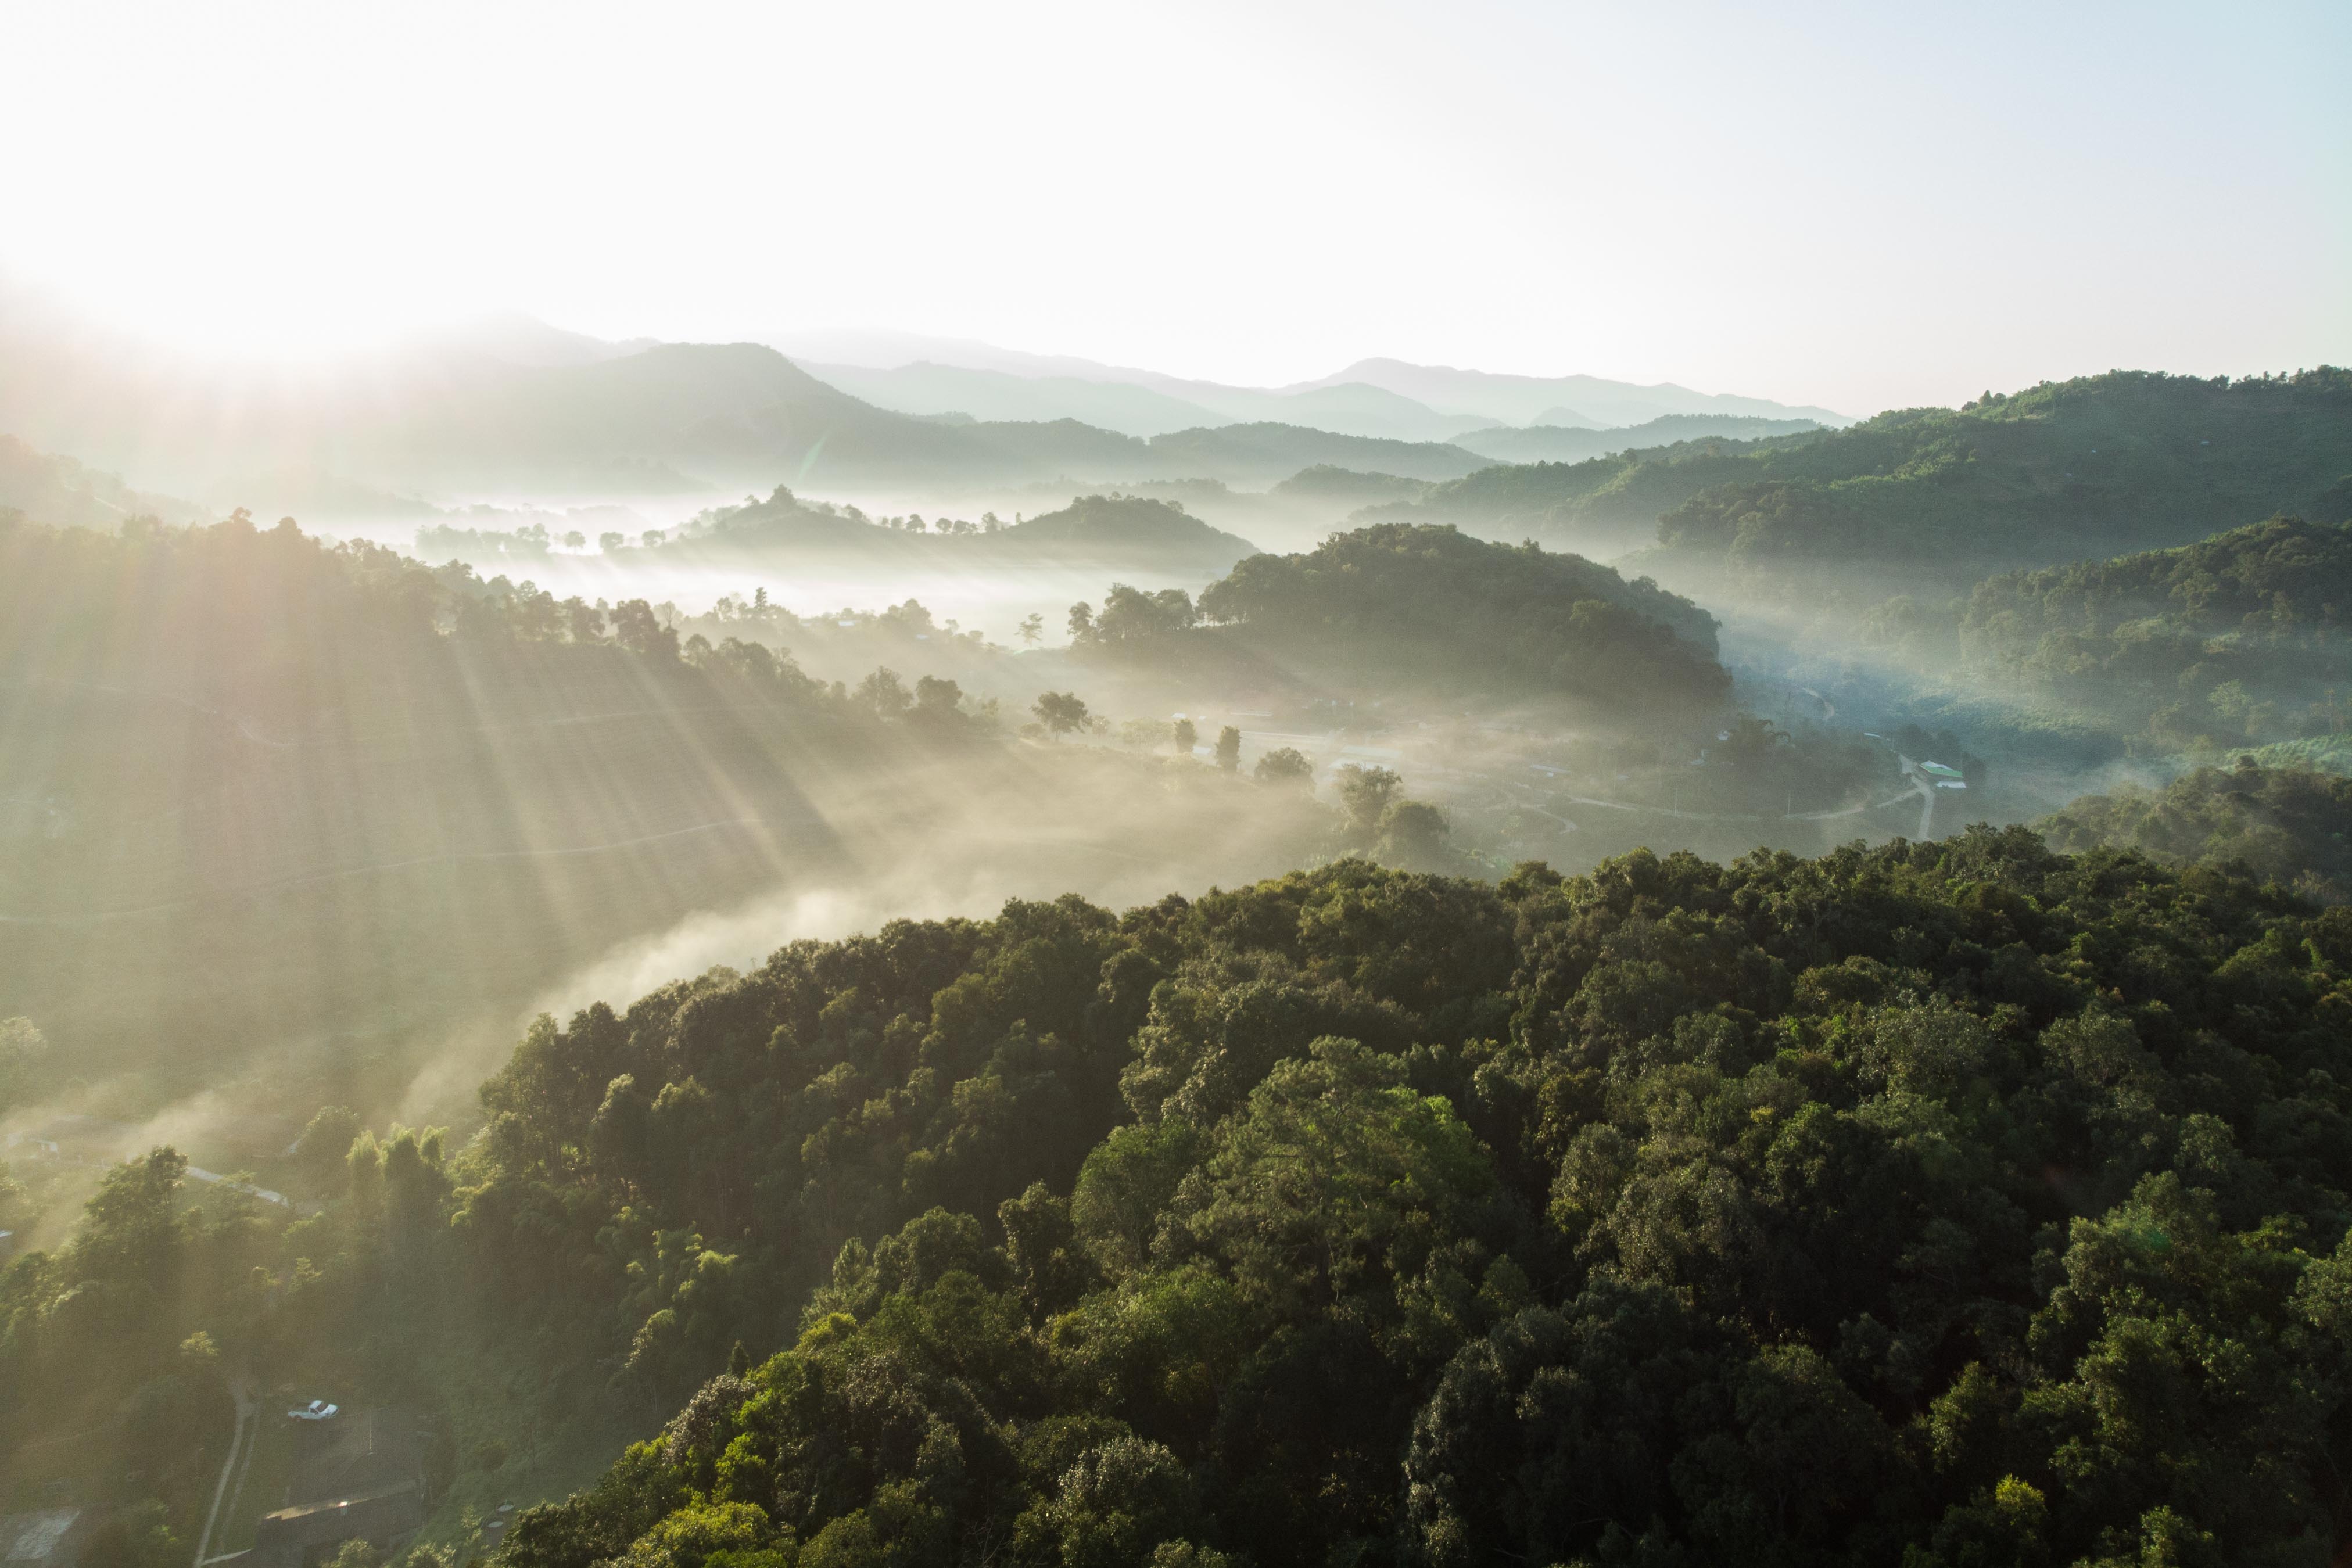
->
771;327;1851;441
1302;357;1853;429
0;296;1847;505
1452;414;1825;465
801;360;1503;444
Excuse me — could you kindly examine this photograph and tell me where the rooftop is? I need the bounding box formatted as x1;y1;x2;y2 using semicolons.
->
2;1510;83;1565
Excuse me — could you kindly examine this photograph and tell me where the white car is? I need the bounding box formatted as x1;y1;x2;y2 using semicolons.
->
288;1400;340;1420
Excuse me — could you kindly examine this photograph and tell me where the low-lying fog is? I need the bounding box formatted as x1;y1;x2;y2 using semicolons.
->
4;470;2215;1237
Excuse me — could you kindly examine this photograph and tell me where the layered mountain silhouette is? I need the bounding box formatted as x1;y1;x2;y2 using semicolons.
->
776;328;1851;442
0;296;1848;507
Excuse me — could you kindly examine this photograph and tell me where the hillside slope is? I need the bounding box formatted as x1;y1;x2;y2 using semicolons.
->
1308;356;1853;427
0;433;198;528
1453;412;1823;465
1369;369;2352;586
1185;523;1729;712
1648;368;2352;591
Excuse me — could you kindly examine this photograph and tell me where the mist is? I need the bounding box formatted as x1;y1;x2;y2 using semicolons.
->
2;8;2347;1558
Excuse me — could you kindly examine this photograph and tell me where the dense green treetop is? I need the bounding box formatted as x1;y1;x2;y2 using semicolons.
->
20;829;2340;1563
461;830;2352;1566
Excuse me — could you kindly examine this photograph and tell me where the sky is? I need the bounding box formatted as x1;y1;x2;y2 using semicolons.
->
2;0;2345;414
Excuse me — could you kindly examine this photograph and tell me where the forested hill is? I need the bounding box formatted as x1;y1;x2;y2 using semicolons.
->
1450;411;1824;465
1851;514;2352;755
489;837;2352;1565
1142;422;1483;486
45;834;2350;1566
0;511;887;1083
1649;368;2352;591
1356;432;1817;554
1958;514;2352;751
0;433;197;529
665;489;1259;573
1364;369;2352;584
1187;522;1729;711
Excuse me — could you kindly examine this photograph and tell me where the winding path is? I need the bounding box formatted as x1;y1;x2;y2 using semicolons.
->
192;1379;257;1568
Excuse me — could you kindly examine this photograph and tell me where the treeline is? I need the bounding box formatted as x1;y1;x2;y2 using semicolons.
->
1063;523;1731;715
19;830;2352;1561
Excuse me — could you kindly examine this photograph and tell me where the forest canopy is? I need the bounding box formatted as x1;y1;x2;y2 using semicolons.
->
20;828;2352;1564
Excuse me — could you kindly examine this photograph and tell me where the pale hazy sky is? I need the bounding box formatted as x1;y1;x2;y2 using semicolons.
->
3;0;2344;413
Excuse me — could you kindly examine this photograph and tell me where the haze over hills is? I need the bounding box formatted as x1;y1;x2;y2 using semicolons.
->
0;294;1863;518
1449;413;1827;465
658;489;1262;577
800;360;1507;444
1304;357;1855;428
1360;369;2352;583
0;434;198;529
776;326;1852;442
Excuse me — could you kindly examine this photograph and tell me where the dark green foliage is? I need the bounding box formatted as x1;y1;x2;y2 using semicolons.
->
455;834;2352;1566
2038;759;2352;902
